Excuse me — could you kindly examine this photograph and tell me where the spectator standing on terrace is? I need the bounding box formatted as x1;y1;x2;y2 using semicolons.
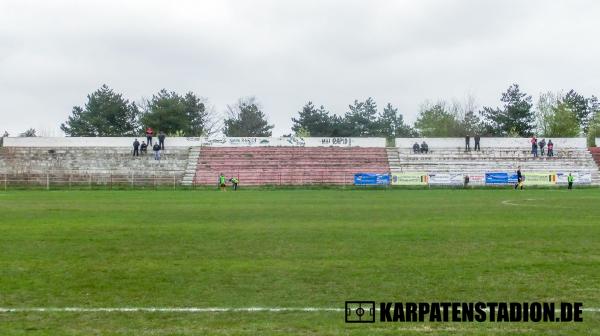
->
474;135;481;151
133;139;140;157
146;127;154;146
420;141;428;154
568;173;574;190
152;142;161;160
140;141;147;155
465;135;470;151
531;136;538;157
158;131;166;150
515;166;524;190
547;140;554;157
218;173;227;191
413;142;420;154
539;138;546;156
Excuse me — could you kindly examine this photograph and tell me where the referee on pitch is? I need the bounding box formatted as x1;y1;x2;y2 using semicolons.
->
514;166;524;190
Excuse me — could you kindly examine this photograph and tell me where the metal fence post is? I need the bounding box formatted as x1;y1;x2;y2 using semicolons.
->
46;173;49;190
4;173;6;191
173;175;176;190
89;175;92;189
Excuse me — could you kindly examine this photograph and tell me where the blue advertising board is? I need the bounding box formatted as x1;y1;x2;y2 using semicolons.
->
507;173;519;184
485;172;519;184
485;172;508;184
354;173;390;186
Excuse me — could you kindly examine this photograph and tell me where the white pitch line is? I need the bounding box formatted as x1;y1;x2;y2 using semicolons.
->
0;307;344;313
501;198;542;207
0;307;599;313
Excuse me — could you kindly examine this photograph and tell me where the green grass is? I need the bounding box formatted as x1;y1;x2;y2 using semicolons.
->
0;189;599;335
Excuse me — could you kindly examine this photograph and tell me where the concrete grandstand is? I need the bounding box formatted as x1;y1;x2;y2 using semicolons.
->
0;136;598;187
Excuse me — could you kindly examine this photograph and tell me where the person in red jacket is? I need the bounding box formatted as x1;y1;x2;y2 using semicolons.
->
145;127;154;146
547;140;554;157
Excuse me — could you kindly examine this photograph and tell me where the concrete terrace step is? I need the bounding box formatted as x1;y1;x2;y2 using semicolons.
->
192;147;390;185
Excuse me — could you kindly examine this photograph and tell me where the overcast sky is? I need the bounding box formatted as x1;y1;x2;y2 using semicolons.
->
1;0;599;136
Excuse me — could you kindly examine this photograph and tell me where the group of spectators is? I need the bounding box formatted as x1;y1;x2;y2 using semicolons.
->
410;136;556;157
412;141;429;154
530;136;554;158
464;135;481;151
413;135;482;154
132;127;166;160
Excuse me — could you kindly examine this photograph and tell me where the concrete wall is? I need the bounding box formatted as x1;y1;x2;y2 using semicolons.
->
3;136;386;148
395;137;587;149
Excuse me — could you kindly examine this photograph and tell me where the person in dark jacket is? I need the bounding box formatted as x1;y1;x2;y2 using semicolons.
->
140;141;147;155
158;131;166;150
539;138;546;156
465;135;470;151
514;166;524;190
133;139;140;156
413;142;420;154
420;141;429;154
547;140;554;157
153;143;161;160
474;135;480;151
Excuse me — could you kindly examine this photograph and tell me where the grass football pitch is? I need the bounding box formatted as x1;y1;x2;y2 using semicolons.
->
0;189;599;335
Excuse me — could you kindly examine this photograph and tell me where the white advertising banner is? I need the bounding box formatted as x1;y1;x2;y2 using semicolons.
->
303;137;385;147
467;174;486;185
556;172;592;185
3;136;386;148
427;173;465;185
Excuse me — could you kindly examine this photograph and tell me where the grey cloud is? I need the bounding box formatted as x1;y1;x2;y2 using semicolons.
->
1;0;599;135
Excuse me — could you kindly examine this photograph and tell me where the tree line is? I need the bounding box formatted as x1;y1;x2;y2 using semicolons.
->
30;83;600;144
292;84;600;142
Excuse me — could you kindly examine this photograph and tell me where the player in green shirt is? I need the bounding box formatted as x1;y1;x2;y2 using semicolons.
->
219;173;227;191
229;177;239;191
568;173;574;190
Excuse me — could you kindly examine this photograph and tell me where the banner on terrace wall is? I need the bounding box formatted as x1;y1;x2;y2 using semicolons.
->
187;136;386;147
467;174;486;185
427;173;465;185
391;173;428;185
523;173;555;185
485;172;520;184
556;172;592;185
485;172;555;185
2;136;386;148
354;173;390;186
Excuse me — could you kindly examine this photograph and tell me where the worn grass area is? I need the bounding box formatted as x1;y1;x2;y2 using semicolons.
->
0;189;599;335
